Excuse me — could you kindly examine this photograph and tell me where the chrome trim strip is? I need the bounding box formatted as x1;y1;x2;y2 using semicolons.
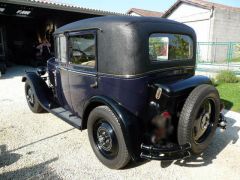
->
98;66;195;79
54;27;103;35
68;69;97;77
57;65;194;78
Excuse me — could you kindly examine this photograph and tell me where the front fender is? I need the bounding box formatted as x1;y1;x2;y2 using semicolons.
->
22;72;53;109
83;96;142;160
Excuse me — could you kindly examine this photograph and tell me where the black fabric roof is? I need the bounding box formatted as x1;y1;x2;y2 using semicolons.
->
55;16;181;34
55;16;197;76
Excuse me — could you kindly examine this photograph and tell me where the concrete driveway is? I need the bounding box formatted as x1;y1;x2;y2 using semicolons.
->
0;66;240;180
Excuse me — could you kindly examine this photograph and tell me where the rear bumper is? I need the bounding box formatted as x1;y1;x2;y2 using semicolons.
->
140;112;227;161
140;143;191;161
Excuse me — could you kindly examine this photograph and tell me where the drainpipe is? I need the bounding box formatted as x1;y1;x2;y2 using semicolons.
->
208;6;214;63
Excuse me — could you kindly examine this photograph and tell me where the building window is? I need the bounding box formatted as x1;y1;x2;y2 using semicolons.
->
149;33;193;61
69;34;96;68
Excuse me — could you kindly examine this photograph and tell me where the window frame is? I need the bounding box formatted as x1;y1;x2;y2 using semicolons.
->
54;36;59;60
54;35;65;63
148;33;194;63
59;35;68;63
67;30;97;71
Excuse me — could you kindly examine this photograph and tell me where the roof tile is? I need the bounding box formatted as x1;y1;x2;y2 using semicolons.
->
127;8;163;17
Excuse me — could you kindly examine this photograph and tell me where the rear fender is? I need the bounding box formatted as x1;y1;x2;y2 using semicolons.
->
153;75;212;96
82;96;142;160
22;72;53;109
149;75;213;119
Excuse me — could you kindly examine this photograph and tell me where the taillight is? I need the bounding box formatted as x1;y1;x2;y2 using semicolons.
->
161;111;171;120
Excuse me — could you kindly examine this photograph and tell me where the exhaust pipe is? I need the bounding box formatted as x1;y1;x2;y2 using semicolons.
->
218;113;227;132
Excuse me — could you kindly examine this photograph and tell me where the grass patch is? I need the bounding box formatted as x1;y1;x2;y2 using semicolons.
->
216;83;240;112
231;57;240;62
216;70;239;83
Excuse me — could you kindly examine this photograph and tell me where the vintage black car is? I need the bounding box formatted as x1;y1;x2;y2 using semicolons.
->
22;16;226;169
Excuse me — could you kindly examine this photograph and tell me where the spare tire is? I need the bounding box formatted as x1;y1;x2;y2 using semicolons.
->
178;84;220;154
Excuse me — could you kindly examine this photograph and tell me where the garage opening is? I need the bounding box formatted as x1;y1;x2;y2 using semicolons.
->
0;1;110;67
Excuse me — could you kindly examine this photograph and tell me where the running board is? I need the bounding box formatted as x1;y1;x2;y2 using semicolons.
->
49;107;82;129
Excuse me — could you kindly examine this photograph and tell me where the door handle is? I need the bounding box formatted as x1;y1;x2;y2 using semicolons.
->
90;81;98;88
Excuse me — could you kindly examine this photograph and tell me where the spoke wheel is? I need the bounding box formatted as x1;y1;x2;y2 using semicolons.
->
193;99;214;143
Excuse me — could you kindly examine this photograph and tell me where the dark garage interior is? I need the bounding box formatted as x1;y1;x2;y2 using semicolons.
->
0;0;120;72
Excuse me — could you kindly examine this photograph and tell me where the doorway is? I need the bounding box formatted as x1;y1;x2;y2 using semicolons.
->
0;27;4;59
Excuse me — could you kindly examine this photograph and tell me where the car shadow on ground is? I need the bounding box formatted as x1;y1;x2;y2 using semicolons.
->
123;159;150;169
0;156;59;180
160;116;240;168
0;145;21;168
0;128;74;179
221;99;233;111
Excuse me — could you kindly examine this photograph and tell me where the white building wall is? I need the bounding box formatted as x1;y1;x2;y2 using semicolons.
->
212;9;240;42
210;9;240;62
167;3;213;62
167;3;240;63
168;3;212;42
129;12;140;16
168;4;211;22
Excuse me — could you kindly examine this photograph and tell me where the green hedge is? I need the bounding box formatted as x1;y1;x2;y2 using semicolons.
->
216;70;239;83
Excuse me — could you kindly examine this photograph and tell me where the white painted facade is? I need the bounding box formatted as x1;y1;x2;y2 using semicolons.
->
167;4;214;62
168;4;213;42
166;3;240;63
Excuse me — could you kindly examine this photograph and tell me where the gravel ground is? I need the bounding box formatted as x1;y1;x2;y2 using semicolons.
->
0;66;240;180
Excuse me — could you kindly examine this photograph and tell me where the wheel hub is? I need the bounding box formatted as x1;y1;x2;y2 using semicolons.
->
93;120;119;159
97;127;112;151
27;88;34;105
193;99;213;143
200;113;210;130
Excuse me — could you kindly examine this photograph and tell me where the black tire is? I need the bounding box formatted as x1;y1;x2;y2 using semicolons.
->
87;106;130;169
25;81;44;113
178;84;220;154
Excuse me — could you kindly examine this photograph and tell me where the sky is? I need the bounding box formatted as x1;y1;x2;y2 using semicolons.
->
55;0;240;13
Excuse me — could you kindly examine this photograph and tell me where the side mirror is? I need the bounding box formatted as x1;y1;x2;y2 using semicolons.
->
37;66;47;76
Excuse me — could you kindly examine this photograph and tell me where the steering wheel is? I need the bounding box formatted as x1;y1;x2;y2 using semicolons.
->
72;49;89;60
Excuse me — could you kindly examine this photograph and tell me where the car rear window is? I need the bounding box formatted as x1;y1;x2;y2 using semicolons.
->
149;33;193;61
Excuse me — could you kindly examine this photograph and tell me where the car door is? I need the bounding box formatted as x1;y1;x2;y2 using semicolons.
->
67;30;98;117
55;35;72;110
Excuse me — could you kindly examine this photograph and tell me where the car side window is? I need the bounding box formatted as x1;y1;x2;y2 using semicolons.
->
69;33;96;68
